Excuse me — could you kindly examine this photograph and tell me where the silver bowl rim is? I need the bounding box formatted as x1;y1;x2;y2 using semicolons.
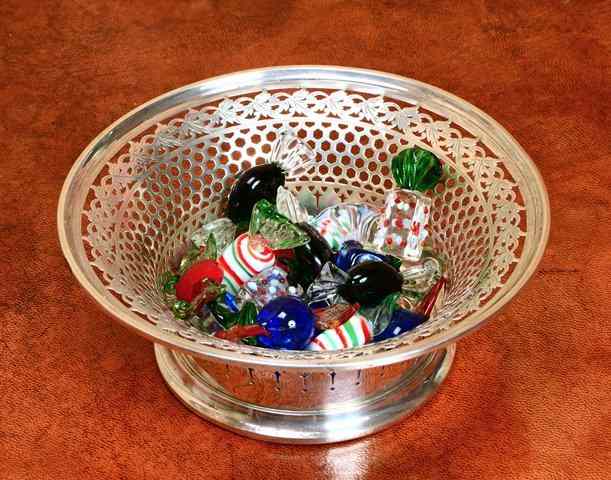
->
58;65;551;369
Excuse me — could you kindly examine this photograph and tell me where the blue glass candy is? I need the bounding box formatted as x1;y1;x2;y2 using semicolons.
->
223;292;240;312
334;240;400;272
256;296;315;350
373;308;427;342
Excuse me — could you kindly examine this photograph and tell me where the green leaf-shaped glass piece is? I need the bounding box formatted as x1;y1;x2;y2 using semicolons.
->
238;301;258;327
391;147;443;192
248;199;309;250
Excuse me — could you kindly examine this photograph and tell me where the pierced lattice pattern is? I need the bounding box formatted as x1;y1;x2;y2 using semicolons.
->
82;88;525;360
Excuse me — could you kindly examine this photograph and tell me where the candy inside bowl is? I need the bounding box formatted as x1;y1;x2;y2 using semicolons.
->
58;66;550;443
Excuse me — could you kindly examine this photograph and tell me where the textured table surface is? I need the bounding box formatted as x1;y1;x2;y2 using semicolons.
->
1;1;610;479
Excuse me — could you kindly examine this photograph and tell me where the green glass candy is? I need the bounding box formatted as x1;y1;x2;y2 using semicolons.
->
172;300;193;320
159;271;179;294
237;301;259;346
248;199;309;250
237;301;258;326
391;147;443;192
209;298;238;329
178;234;218;274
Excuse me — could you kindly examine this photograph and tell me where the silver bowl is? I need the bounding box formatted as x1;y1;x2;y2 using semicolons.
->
58;66;550;443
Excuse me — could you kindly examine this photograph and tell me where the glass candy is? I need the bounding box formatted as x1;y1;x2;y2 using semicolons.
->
249;200;309;250
312;302;359;331
312;203;381;251
226;130;315;224
256;297;315;350
337;261;403;307
209;292;240;328
308;312;373;351
276;186;311;223
178;232;219;274
159;271;179;306
391;147;443;192
172;300;193;320
334;240;401;272
373;189;431;261
374;147;443;261
359;292;401;335
270;129;316;179
218;233;276;295
401;253;444;302
238;266;303;308
216;324;268;343
373;309;427;342
175;260;224;302
305;262;350;310
191;218;236;254
191;307;225;335
287;223;333;289
374;277;446;342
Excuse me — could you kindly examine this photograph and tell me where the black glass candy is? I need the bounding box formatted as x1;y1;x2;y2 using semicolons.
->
288;223;333;289
226;164;285;224
338;261;403;307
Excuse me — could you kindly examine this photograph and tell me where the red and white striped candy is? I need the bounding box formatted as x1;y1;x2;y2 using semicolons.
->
308;312;373;351
218;233;275;294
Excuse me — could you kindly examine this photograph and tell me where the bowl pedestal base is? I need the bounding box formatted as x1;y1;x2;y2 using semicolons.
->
155;344;455;444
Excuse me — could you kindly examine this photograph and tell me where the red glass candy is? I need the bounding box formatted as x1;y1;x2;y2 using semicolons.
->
175;260;224;302
215;325;269;343
415;277;447;317
312;303;360;331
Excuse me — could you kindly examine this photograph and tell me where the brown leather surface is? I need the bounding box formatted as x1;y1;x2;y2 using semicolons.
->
1;1;610;478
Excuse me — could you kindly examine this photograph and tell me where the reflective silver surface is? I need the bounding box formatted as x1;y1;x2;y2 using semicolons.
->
156;344;455;444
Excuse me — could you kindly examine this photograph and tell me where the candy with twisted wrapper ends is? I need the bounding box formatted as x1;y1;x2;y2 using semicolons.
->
248;199;309;250
159;271;179;307
372;309;427;342
373;277;446;341
307;260;402;309
178;230;220;274
414;276;446;318
308;312;373;351
276;186;311;223
400;252;444;305
374;146;443;261
256;296;315;350
337;261;403;307
226;130;315;224
305;262;350;310
218;233;276;294
312;203;381;251
334;240;401;272
172;300;193;320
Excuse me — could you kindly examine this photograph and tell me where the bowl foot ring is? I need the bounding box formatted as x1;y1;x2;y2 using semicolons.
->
155;344;455;444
